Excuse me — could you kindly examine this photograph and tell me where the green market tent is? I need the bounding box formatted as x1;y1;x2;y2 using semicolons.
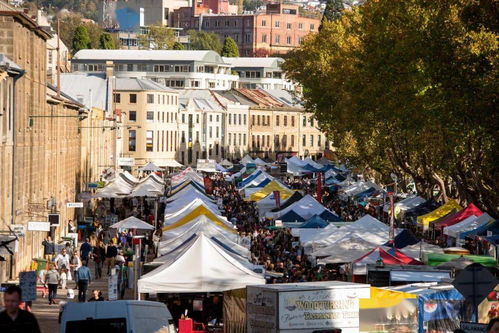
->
425;253;497;268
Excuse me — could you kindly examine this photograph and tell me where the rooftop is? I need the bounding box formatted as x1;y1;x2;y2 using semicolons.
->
0;54;23;73
179;89;225;112
115;77;177;92
72;49;229;65
60;73;110;111
222;57;284;69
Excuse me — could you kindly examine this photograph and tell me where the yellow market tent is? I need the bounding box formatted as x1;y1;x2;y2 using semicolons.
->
417;200;462;228
162;204;237;234
246;180;294;202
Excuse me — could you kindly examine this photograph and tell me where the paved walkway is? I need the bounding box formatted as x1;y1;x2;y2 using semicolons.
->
32;261;119;333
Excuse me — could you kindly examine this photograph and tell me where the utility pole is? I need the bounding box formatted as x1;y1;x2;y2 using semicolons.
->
56;16;61;97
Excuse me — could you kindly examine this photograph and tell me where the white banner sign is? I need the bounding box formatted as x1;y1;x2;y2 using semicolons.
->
108;273;118;301
28;221;50;232
66;202;84;208
278;287;370;330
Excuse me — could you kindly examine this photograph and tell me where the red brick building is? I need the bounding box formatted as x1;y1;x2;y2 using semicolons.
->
172;3;320;56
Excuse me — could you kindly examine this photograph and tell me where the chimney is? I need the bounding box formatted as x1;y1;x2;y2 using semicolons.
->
105;61;114;79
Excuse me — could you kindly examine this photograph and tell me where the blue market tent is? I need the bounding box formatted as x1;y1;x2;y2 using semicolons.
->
354;187;379;199
460;219;499;239
404;200;439;218
384;229;419;249
280;210;306;223
270;192;303;212
237;170;262;188
247;178;271;189
388;284;468;333
319;210;342;222
215;164;228;172
300;215;329;228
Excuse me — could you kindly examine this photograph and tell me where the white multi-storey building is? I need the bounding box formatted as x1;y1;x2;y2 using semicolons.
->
71;50;239;90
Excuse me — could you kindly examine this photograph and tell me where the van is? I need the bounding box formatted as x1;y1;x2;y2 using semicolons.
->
60;300;174;333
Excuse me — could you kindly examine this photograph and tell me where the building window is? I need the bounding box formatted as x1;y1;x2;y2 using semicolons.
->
128;130;136;151
257;115;260;126
146;131;154;151
302;134;306;146
181;114;185;123
252;115;255;125
276;115;280;126
303;116;306;127
129;111;136;121
243;114;247;125
310;135;314;146
216;115;219;122
127;64;134;71
291;134;295;146
310;24;315;31
245;34;251;42
196;114;200;123
228;114;232;125
262;20;266;27
243;134;246;145
238;114;241;125
267;115;270;125
216;126;219;138
209;126;212;138
274;135;279;148
275;21;280;28
114;93;121;103
228;133;232;145
146;111;154;122
275;35;280;44
291;116;295;127
282;135;287;147
129;94;137;103
262;34;267;43
299;37;304;44
284;116;287;126
287;23;292;29
318;135;321;147
286;36;292;45
146;94;154;103
181;131;185;143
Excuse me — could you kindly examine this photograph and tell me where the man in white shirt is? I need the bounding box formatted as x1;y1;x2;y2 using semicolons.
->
54;248;71;270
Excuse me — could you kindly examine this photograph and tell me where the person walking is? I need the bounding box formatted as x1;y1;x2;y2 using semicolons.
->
53;248;70;271
80;238;93;262
44;263;60;305
41;235;55;261
0;286;41;332
93;241;106;279
75;260;92;302
70;250;82;287
105;241;118;275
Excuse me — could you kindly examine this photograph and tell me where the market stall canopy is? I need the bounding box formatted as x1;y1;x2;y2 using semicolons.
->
253;158;268;166
300;215;329;229
443;214;492;239
196;159;217;173
269;192;303;212
460;216;499;239
138;162;164;172
313;236;377;260
162;159;183;168
426;253;497;268
280;210;306;223
384;229;419;249
351;248;408;275
219;159;233;167
399;242;444;260
246;180;293;202
161;215;239;243
138;233;265;293
435;203;483;230
110;216;154;230
404;199;440;218
266;194;338;220
240;155;254;165
417;200;462;228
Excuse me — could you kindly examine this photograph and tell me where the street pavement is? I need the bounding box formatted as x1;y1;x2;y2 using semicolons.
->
32;261;115;333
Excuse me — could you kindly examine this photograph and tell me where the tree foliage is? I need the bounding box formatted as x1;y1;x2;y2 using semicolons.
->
55;13;105;53
242;0;263;12
72;24;91;53
138;24;176;50
320;0;344;28
221;37;240;57
284;0;498;215
26;0;99;21
187;30;223;54
172;42;185;50
99;32;115;49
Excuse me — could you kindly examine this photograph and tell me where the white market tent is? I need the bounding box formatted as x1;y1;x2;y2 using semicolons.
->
443;213;492;239
253;157;269;166
138;162;164;172
165;191;218;214
94;176;134;198
120;171;140;184
304;157;324;170
240;155;254;165
138;233;265;293
161;215;239;242
383;196;426;217
286;156;309;175
339;181;381;200
219;159;234;168
255;191;292;215
312;235;378;258
161;159;184;168
398;242;444;260
164;198;222;222
110;216;154;230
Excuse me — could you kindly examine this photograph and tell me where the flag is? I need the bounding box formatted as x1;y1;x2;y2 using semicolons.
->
273;190;281;209
204;176;213;194
317;173;323;203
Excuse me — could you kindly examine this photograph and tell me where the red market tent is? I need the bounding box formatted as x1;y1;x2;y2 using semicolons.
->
388;248;423;265
434;203;483;230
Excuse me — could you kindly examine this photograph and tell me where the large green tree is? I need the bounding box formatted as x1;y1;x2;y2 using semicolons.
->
99;32;115;49
284;0;498;215
187;30;223;54
72;24;91;53
221;37;240;57
138;24;176;50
